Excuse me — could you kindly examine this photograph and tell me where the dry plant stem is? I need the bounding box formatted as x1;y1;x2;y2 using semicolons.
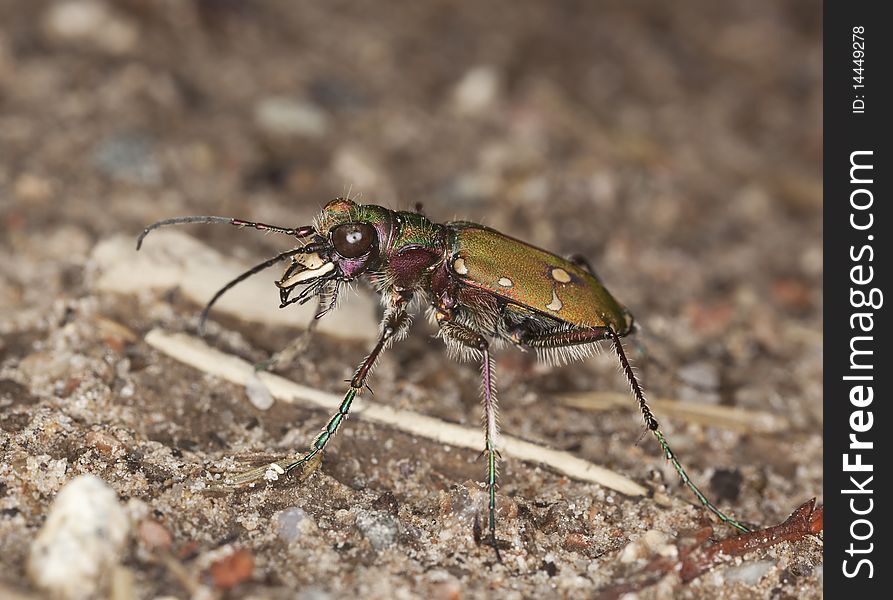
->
676;498;824;583
594;498;824;599
145;329;647;496
559;391;789;433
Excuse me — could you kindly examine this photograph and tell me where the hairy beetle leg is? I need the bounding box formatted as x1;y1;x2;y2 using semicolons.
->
519;325;750;533
439;320;504;562
607;327;750;533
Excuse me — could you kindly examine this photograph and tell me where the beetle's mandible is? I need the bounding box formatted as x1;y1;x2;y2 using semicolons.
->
137;197;749;559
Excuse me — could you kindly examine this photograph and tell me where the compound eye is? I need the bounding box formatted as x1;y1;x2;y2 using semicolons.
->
332;222;376;258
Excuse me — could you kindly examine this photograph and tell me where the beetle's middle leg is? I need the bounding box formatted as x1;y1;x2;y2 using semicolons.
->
222;304;410;487
437;319;504;561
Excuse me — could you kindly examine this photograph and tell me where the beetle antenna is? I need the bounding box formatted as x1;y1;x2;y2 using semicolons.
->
198;244;325;335
607;327;751;533
136;216;315;250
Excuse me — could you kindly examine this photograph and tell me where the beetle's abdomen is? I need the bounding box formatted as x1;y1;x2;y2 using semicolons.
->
447;224;632;334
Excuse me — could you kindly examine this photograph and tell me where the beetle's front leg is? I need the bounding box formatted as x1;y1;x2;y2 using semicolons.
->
221;302;411;488
437;317;504;561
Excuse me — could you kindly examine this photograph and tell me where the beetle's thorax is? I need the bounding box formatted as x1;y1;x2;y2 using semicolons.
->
383;210;448;290
314;199;448;291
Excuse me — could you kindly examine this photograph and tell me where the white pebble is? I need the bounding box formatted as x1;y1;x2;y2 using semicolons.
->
42;0;138;54
28;475;129;600
276;507;311;543
452;65;501;114
723;560;776;585
254;97;329;138
245;372;274;410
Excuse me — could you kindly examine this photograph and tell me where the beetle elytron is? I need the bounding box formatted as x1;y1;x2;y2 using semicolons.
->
138;198;749;558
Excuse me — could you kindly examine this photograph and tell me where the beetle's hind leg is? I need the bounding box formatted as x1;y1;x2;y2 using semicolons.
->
517;325;751;533
438;318;504;561
605;327;750;532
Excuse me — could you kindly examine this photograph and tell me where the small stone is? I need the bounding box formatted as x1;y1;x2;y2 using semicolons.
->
208;548;254;589
275;507;311;543
371;490;399;516
619;530;676;563
27;475;129;600
563;532;592;552
85;430;125;457
355;510;399;552
138;519;172;551
641;529;676;558
254;97;329;138
452;65;501;114
245;372;274;410
42;1;138;54
14;173;54;202
723;560;776;585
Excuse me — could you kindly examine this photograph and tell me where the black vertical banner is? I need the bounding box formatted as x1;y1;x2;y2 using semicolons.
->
825;1;891;595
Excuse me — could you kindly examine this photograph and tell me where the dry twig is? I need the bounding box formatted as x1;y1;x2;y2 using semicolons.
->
594;498;824;599
145;329;647;497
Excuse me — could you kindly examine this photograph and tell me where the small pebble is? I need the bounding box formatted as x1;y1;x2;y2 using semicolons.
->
27;475;129;600
563;533;592;552
42;0;138;54
254;97;329;138
452;65;500;114
619;530;676;563
723;560;776;585
245;372;274;410
276;507;311;543
138;519;172;551
208;548;254;589
13;173;54;202
641;529;676;558
355;510;399;552
85;430;124;456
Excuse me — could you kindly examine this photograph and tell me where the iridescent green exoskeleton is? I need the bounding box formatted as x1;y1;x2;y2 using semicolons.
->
137;198;749;560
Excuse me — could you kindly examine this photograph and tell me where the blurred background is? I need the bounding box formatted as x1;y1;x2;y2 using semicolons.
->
1;1;821;598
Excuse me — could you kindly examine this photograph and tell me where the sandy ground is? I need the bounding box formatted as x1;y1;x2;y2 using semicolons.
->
1;1;822;598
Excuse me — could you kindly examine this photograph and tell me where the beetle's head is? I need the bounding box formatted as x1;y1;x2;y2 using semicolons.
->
135;197;393;329
275;198;392;307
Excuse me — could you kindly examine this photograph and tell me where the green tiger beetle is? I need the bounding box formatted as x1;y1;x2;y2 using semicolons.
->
137;197;750;559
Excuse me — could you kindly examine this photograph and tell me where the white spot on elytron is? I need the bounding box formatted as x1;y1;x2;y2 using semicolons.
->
453;257;469;275
551;267;571;283
498;277;513;287
546;290;563;311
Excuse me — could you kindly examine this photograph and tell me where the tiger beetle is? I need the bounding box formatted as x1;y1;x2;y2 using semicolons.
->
137;197;750;559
